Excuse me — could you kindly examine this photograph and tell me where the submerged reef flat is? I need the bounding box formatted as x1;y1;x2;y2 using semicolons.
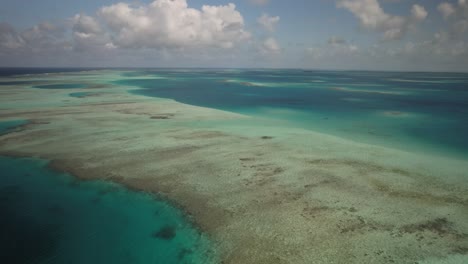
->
0;70;468;264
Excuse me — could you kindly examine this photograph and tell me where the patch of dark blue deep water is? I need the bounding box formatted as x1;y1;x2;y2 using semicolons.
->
69;92;95;98
114;70;468;158
0;156;215;264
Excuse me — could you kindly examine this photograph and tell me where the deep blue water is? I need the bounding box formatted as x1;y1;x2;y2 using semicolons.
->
0;120;215;264
114;69;468;158
69;92;94;98
0;68;100;77
0;156;215;264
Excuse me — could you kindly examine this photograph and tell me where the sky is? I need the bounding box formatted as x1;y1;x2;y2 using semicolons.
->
0;0;467;71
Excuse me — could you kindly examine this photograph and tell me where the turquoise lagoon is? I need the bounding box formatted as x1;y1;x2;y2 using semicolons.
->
0;121;215;264
1;68;468;264
0;156;215;264
114;69;468;158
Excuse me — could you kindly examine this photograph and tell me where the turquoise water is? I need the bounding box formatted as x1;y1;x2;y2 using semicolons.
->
0;119;27;135
69;92;93;98
0;155;215;264
114;69;468;158
34;84;86;89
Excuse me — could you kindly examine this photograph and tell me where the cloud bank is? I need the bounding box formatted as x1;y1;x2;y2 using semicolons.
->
98;0;250;50
337;0;427;40
0;0;467;71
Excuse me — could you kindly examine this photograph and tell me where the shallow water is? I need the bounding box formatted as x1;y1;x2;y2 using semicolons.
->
114;69;468;158
0;155;216;264
0;119;27;135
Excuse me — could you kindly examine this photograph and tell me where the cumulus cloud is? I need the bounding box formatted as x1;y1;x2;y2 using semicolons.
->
98;0;250;50
1;0;251;55
257;13;280;32
0;23;24;51
438;2;456;19
411;4;428;22
0;0;255;66
337;0;427;40
0;21;68;55
258;37;281;55
71;14;113;52
437;0;468;37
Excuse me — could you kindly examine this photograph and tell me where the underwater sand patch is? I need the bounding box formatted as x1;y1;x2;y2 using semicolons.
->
222;79;264;87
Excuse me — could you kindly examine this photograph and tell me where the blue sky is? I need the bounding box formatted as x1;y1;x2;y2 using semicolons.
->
0;0;467;71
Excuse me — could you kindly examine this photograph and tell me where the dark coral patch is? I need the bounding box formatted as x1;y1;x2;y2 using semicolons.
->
152;225;177;240
46;204;65;214
400;217;467;239
150;115;170;120
177;248;193;261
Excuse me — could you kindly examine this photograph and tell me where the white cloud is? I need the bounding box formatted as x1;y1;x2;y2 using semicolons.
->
98;0;250;50
0;21;68;55
438;1;468;37
411;4;428;22
438;3;456;19
258;37;281;55
257;13;280;32
337;0;427;40
71;14;113;52
0;23;24;51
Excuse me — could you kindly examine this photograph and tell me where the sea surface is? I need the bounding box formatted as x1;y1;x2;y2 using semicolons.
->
112;69;468;159
0;121;215;264
1;68;468;263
